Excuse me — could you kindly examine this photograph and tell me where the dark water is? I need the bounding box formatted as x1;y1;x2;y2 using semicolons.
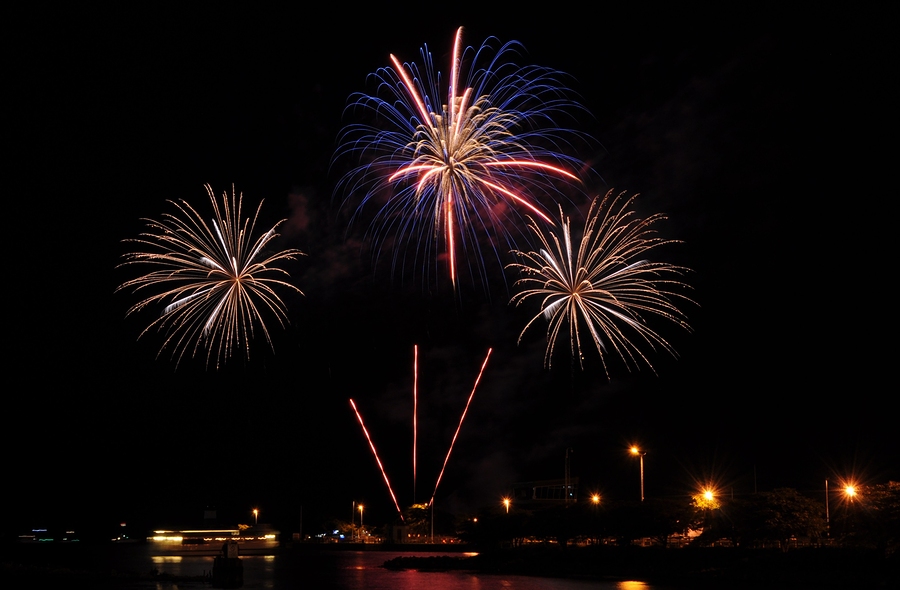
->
132;549;660;589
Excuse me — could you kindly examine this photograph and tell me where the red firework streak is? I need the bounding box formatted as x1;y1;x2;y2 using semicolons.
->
349;398;404;520
413;344;418;503
349;347;492;518
429;348;492;506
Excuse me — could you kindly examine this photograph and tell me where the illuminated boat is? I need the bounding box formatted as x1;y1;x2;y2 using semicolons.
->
148;525;279;554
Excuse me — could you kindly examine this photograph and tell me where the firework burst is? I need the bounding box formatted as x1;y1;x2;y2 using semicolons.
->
336;26;587;289
117;184;304;369
509;190;692;377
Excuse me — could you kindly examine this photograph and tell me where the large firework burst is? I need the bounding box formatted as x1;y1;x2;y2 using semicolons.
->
336;26;587;289
509;190;692;377
117;184;304;368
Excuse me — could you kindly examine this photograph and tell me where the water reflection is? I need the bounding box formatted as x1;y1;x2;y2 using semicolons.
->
134;548;664;590
150;556;183;564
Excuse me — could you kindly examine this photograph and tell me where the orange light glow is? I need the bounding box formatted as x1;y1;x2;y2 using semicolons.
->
693;487;720;510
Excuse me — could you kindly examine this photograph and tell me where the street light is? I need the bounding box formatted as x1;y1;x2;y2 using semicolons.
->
253;509;259;525
630;446;646;501
591;494;601;505
502;498;511;514
358;504;364;542
827;478;859;537
693;486;720;510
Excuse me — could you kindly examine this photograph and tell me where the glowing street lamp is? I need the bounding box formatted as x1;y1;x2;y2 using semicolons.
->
591;494;601;505
630;446;646;501
503;498;511;514
827;479;860;536
358;504;364;541
252;509;259;525
693;486;720;511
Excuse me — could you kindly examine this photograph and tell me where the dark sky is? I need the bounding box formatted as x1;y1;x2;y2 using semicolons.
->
9;6;896;536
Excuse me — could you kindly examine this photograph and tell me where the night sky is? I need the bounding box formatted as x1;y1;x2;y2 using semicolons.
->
9;7;896;537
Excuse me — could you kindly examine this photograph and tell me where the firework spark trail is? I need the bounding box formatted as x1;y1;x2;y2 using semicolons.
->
336;26;588;289
429;348;493;506
509;190;693;377
349;399;405;520
117;184;303;369
413;345;418;503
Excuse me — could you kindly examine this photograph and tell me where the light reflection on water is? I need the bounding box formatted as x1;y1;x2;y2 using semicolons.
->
134;549;661;590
